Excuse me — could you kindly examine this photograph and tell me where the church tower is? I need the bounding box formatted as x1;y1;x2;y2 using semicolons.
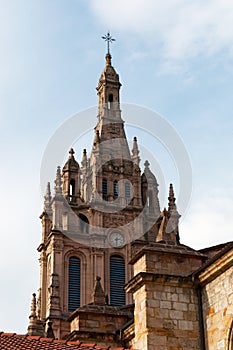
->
22;36;233;350
30;41;176;341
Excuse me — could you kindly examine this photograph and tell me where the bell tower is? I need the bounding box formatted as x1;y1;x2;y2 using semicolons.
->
30;37;167;341
97;32;121;119
97;52;121;118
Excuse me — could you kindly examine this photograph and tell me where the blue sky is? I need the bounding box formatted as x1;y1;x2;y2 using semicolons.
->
0;0;233;333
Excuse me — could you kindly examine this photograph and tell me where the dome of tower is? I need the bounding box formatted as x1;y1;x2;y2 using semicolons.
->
63;148;79;172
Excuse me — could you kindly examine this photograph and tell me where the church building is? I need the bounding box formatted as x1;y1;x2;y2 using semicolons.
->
6;42;232;350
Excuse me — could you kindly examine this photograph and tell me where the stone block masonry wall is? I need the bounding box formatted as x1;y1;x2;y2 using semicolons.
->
126;245;206;350
201;264;233;350
131;274;201;350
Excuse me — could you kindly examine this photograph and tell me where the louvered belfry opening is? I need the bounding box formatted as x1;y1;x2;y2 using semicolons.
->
110;255;126;306
114;180;118;199
68;257;81;312
125;182;131;202
102;179;108;201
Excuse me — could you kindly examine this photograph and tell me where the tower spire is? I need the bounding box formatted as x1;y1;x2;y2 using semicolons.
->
27;293;45;337
157;184;181;244
81;148;87;168
54;166;62;197
168;183;177;212
44;182;52;213
132;136;140;165
30;293;37;318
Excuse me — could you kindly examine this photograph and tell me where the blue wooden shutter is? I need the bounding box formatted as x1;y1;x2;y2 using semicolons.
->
102;179;107;200
110;255;126;306
114;180;118;198
125;183;131;200
68;257;80;312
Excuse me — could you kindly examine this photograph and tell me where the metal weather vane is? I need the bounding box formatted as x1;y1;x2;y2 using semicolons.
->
102;31;116;55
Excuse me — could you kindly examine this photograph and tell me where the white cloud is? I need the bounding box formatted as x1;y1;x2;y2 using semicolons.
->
180;187;233;249
89;0;233;68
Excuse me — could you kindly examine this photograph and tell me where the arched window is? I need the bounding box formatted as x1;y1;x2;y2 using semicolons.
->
110;255;126;306
108;94;113;109
114;180;118;199
102;179;108;201
78;214;89;234
69;179;76;203
70;179;75;196
148;190;153;214
68;257;80;312
125;182;131;202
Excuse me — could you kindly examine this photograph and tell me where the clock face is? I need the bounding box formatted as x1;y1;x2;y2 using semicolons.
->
109;231;124;247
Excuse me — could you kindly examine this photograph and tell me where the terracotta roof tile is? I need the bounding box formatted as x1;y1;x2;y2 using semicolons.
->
0;332;130;349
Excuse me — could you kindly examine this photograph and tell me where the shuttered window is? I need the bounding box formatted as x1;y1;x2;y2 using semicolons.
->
102;179;108;201
110;255;126;306
114;180;118;198
125;182;131;200
68;257;80;312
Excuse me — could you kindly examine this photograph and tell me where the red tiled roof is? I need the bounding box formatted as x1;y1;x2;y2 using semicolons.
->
0;332;129;349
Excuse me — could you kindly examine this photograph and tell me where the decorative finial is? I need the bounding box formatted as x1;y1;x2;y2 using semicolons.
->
102;31;116;55
44;182;52;212
27;292;45;336
93;129;100;146
45;182;51;199
69;148;75;158
91;276;106;305
168;183;176;212
81;148;87;168
30;293;37;318
54;166;62;196
144;160;150;168
132;136;140;165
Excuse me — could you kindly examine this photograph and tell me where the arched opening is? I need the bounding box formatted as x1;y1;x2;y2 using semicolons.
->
68;257;81;312
114;180;118;199
148;190;153;214
102;179;108;201
125;182;131;203
141;175;148;206
78;214;89;234
108;93;113;109
110;255;126;306
69;179;75;201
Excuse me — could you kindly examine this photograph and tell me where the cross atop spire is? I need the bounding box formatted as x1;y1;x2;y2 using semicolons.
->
102;31;115;55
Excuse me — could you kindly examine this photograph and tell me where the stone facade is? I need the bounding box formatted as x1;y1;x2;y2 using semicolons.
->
126;244;206;350
197;243;233;350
